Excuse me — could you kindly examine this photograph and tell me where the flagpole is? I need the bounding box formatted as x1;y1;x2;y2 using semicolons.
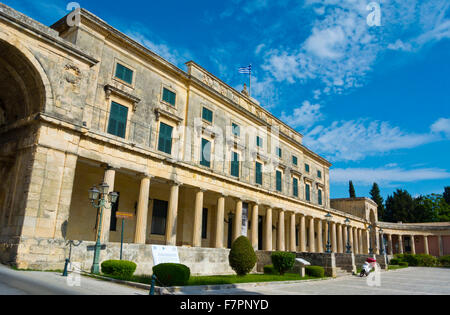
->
249;64;252;98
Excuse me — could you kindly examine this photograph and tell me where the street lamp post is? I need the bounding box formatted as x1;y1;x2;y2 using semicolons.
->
379;228;385;255
325;213;333;253
89;183;118;275
368;225;374;255
345;218;352;254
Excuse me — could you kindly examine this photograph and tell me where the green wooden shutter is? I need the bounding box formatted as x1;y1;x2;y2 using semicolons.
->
158;123;173;154
115;63;133;85
201;138;211;167
293;178;299;197
276;171;282;192
231;152;239;177
318;189;323;205
108;102;128;138
256;162;262;185
306;184;311;201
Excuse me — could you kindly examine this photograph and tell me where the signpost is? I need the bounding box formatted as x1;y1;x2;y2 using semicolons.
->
116;212;134;260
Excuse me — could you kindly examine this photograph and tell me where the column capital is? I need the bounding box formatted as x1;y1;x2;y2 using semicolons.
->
101;163;120;171
169;180;182;187
138;172;154;180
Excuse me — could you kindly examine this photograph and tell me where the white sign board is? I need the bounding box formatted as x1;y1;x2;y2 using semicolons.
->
151;245;180;266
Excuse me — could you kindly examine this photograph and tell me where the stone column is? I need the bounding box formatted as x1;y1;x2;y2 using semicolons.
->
358;229;364;254
349;226;354;254
299;215;306;252
324;220;329;251
290;212;296;252
100;166;116;243
424;235;429;255
192;188;206;247
365;229;370;254
134;175;151;244
264;207;273;251
277;210;285;251
316;219;323;253
215;194;226;248
353;228;359;254
388;234;393;255
337;224;343;253
409;235;416;254
398;235;404;254
331;222;337;253
251;204;259;250
165;182;180;246
232;199;243;243
309;217;315;253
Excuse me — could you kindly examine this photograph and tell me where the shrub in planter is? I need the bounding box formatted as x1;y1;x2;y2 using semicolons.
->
101;260;137;279
152;263;191;287
271;252;296;275
439;255;450;267
263;265;277;275
228;236;257;276
305;266;325;278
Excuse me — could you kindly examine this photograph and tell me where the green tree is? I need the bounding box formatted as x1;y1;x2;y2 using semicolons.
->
385;189;415;223
349;181;356;198
370;183;385;221
444;187;450;205
228;236;257;276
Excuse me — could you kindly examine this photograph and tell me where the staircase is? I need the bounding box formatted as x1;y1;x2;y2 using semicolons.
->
335;267;353;278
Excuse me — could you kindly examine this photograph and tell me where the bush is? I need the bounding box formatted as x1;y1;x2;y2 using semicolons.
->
398;261;409;267
415;254;438;267
389;258;401;265
228;236;257;276
101;260;137;278
439;255;450;267
152;263;191;287
263;265;277;275
271;252;296;275
402;254;419;266
305;266;325;278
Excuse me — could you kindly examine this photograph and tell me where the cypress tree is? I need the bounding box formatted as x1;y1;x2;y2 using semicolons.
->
349;181;356;198
370;183;385;221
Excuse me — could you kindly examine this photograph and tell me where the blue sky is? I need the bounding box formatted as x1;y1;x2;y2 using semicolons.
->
6;0;450;200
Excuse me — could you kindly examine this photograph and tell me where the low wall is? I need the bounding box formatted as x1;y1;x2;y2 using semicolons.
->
335;253;356;273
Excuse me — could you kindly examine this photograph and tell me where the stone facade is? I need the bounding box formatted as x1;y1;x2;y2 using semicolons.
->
0;4;449;276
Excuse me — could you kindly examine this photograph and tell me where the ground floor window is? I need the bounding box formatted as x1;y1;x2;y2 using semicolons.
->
202;208;208;239
151;200;168;236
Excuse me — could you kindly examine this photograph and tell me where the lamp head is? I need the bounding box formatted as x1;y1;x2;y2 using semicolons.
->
99;182;110;195
109;191;119;204
89;186;100;201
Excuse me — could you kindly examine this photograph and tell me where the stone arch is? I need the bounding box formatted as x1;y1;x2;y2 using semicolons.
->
0;36;53;125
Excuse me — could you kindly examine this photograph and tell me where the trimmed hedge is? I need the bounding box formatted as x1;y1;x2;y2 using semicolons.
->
389;258;401;266
398;261;409;267
153;263;191;287
305;266;325;278
101;260;137;278
229;236;257;276
271;252;296;275
393;253;438;267
439;255;450;267
263;265;278;275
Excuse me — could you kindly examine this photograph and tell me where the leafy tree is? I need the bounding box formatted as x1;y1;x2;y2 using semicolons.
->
349;181;356;198
412;196;438;223
385;189;415;223
228;236;257;276
370;183;385;221
444;187;450;205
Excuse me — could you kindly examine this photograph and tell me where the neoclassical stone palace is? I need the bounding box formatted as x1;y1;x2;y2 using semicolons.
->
0;4;449;275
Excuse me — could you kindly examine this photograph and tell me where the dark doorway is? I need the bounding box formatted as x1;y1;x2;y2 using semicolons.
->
227;215;233;249
258;216;263;250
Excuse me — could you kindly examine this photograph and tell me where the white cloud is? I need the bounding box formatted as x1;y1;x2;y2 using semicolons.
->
331;167;450;185
387;39;413;52
280;101;323;129
431;118;450;138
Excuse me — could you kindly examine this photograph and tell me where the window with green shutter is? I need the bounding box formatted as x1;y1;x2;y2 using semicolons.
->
257;136;263;148
276;170;283;192
107;101;128;139
115;63;133;85
318;189;323;205
293;177;299;197
200;138;211;168
306;184;311;202
276;147;282;158
202;107;213;123
255;162;263;185
158;122;173;155
162;88;176;106
305;164;310;173
293;156;298;166
231;152;240;178
318;170;322;179
232;123;240;137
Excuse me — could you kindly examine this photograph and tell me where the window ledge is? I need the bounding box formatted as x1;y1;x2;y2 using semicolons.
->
104;84;141;111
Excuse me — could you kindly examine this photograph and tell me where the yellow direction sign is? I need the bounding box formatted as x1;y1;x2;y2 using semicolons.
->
116;212;134;220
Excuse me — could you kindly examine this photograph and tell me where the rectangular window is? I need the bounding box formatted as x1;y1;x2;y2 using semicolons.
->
202;208;208;239
232;123;240;137
276;170;283;192
202;107;213;123
158;122;173;155
200;138;211;168
257;136;263;148
318;189;323;205
162;88;176;106
276;147;282;158
318;170;322;179
151;200;168;236
231;151;240;178
255;162;263;185
293;156;298;166
293;178;299;197
305;164;310;173
306;184;311;202
115;63;133;85
109;192;120;231
107;101;128;139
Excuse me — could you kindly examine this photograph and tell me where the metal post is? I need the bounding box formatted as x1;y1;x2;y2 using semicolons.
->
120;218;124;260
62;259;70;277
149;275;156;296
91;203;104;275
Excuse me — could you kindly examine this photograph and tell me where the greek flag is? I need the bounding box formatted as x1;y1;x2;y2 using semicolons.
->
238;65;252;74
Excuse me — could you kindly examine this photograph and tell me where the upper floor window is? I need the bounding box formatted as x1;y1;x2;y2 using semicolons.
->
276;170;283;192
202;107;213;123
318;189;323;206
115;63;133;85
318;170;322;179
305;163;310;173
158;122;173;155
231;151;240;178
305;183;311;202
257;136;263;148
200;138;212;168
232;123;240;137
293;156;298;166
162;88;176;106
107;101;128;139
255;162;263;185
276;147;282;159
293;177;299;197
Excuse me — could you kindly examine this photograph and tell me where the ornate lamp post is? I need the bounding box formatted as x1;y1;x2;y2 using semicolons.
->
325;213;333;253
89;183;118;274
379;228;386;255
368;224;374;255
345;218;352;254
